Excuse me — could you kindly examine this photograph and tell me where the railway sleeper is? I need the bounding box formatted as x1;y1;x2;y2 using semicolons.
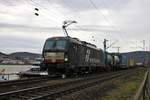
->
0;69;138;100
48;73;126;99
12;95;30;100
37;90;56;95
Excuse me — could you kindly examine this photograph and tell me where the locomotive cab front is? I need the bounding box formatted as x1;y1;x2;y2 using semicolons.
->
41;37;70;74
43;37;68;64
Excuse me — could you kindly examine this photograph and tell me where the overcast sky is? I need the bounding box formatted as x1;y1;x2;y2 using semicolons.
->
0;0;150;54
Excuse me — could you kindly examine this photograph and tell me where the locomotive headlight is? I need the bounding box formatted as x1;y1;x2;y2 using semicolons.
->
40;72;48;75
64;58;68;61
42;57;44;61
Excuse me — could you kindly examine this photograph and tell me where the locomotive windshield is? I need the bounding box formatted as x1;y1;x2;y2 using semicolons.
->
55;40;66;49
44;40;67;50
44;40;55;50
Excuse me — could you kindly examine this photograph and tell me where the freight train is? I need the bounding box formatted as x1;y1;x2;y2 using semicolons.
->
40;36;135;76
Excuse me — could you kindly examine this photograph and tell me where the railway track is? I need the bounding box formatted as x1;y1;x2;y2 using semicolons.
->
0;73;105;93
0;76;61;93
0;68;140;100
0;76;55;87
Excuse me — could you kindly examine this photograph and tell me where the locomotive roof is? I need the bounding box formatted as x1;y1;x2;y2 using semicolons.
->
47;36;100;50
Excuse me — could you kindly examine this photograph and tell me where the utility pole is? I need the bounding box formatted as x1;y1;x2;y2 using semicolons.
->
142;40;145;51
149;40;150;51
103;39;118;67
104;39;108;52
104;39;108;67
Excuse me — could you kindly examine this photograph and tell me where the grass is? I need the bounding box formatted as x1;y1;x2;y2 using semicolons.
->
101;68;146;100
57;68;147;100
101;80;141;100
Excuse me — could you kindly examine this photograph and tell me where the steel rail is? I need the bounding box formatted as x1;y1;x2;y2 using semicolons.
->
0;68;139;100
29;69;137;100
0;76;54;87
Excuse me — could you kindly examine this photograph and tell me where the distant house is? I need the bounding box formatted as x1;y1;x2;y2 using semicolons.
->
1;59;24;64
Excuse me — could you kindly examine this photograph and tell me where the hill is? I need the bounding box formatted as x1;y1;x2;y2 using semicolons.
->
9;52;41;60
0;51;150;65
0;52;8;57
122;51;150;64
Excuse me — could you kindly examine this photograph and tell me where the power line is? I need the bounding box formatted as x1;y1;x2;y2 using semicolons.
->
25;0;59;24
28;0;101;34
29;0;86;34
48;0;120;47
100;0;129;39
88;0;136;51
62;0;107;39
88;0;125;43
100;1;140;51
28;0;116;37
88;0;115;29
27;0;134;52
46;0;74;20
88;0;124;50
89;0;125;40
29;0;66;22
59;0;91;33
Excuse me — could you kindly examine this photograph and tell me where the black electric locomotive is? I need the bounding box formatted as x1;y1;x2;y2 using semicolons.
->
40;36;136;76
41;36;105;75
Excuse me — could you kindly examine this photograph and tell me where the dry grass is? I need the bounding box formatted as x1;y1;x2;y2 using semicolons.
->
57;68;146;100
101;68;145;100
